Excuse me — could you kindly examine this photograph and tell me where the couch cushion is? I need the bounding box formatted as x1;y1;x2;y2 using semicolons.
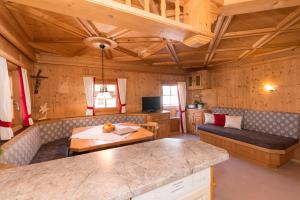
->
244;110;300;139
198;124;298;150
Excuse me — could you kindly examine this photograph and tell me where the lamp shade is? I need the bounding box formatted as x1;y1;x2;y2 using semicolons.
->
96;91;112;99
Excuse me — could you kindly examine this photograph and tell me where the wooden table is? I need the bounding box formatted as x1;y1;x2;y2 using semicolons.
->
69;124;154;153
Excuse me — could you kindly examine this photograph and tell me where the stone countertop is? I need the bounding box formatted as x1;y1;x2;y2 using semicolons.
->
0;139;229;200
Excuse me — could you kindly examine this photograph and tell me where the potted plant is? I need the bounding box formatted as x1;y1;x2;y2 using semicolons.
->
194;100;205;109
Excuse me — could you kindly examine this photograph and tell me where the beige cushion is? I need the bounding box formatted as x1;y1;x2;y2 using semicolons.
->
225;115;242;130
204;113;214;124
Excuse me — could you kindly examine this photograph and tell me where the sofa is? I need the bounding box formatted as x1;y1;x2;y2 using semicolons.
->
0;114;145;166
198;107;300;168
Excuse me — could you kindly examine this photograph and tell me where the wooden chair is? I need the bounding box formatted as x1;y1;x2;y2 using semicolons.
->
140;122;159;139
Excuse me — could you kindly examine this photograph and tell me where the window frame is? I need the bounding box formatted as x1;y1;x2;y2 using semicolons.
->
93;79;119;114
162;84;179;108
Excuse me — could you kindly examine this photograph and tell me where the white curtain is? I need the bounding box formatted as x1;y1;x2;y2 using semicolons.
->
117;78;127;113
0;57;14;140
178;82;187;133
19;67;34;126
83;77;94;116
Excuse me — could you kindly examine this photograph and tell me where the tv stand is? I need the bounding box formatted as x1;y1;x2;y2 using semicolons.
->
145;111;171;139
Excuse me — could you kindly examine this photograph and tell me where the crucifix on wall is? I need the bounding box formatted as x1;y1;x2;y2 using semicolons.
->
31;69;48;94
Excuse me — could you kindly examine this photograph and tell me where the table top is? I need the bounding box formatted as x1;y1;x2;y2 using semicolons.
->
69;123;154;152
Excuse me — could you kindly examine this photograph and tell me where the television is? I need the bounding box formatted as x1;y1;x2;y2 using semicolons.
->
142;96;161;113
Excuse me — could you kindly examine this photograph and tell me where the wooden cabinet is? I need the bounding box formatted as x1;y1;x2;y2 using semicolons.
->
187;70;210;90
187;109;206;134
146;111;171;139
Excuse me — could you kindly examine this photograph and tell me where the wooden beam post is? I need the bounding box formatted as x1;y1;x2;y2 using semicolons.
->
126;0;132;6
166;40;180;64
161;0;167;17
175;0;180;22
144;0;150;12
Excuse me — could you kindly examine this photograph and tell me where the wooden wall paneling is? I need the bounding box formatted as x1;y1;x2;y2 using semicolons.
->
33;60;185;119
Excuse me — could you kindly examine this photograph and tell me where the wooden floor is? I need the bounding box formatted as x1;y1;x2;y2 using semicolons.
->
174;134;300;200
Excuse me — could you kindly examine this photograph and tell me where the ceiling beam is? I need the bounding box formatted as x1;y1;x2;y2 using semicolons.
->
139;41;167;58
204;15;233;65
0;1;35;60
165;40;180;64
115;37;162;43
239;7;300;59
106;28;130;39
115;46;140;58
74;18;98;37
251;46;298;57
6;2;87;38
222;0;300;16
223;22;300;39
8;0;205;42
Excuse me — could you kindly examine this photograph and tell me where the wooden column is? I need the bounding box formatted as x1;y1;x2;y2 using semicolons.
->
161;0;166;17
126;0;131;6
175;0;180;22
144;0;150;12
182;0;212;48
183;0;211;32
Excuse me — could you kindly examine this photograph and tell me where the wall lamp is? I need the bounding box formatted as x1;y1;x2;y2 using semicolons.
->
264;84;276;92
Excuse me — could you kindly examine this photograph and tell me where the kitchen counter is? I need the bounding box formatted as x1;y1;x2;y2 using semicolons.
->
0;139;228;200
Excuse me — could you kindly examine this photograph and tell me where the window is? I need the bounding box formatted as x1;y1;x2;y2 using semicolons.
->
94;83;118;109
162;85;179;107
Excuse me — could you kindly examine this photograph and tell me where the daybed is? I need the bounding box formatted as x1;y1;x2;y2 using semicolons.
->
198;107;300;168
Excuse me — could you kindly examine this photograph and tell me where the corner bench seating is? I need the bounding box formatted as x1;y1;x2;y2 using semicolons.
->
198;107;300;168
0;114;145;166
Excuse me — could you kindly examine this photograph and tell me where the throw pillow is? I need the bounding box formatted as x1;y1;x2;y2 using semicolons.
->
224;115;243;130
204;113;214;124
214;114;226;126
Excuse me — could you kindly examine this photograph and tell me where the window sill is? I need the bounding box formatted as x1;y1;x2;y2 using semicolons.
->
94;108;119;115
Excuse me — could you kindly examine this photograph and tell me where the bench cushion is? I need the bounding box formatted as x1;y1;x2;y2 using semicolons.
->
198;124;298;150
244;110;300;139
212;107;245;116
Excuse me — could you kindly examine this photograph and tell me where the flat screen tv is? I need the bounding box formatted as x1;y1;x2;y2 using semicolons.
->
142;96;161;113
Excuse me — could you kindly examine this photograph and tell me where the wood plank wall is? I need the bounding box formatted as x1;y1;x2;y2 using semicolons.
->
32;62;185;119
193;55;300;161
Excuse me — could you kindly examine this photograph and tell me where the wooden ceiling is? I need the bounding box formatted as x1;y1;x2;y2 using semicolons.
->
3;0;300;70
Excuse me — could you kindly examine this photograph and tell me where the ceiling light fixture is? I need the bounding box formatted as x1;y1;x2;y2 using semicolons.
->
96;44;112;99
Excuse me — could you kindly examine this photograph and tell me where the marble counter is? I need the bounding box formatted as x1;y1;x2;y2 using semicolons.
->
0;139;229;200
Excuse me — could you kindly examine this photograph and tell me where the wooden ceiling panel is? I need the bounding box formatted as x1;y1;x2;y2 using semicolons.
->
92;22;117;34
118;42;152;53
227;7;297;32
10;12;81;41
218;35;263;49
213;50;245;60
264;31;300;47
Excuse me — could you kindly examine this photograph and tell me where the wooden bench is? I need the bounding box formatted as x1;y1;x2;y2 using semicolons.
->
200;130;299;168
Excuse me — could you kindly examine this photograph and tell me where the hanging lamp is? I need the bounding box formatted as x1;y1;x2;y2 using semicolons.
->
96;44;112;99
